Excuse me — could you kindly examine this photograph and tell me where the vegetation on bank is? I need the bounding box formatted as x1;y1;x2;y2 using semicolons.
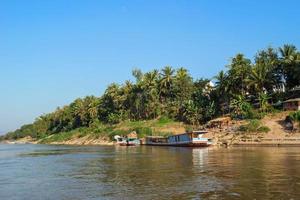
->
290;111;300;128
1;44;300;142
239;119;271;133
33;117;178;143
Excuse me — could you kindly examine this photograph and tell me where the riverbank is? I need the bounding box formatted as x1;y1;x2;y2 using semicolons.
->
204;111;300;147
2;112;299;147
1;118;186;146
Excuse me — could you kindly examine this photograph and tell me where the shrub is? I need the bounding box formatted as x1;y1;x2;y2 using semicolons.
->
134;127;153;138
257;126;271;133
185;126;193;133
157;116;173;125
230;96;255;120
289;111;300;121
107;113;122;124
289;111;300;128
239;119;270;133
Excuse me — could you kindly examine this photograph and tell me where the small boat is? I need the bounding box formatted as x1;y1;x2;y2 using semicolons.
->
114;135;140;146
145;131;212;147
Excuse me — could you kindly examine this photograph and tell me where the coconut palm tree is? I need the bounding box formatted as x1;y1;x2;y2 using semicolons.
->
227;54;252;96
279;44;299;89
159;66;175;100
174;67;193;103
247;64;272;94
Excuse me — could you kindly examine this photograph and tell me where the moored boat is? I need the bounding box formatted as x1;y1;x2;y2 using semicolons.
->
145;131;212;147
114;135;141;146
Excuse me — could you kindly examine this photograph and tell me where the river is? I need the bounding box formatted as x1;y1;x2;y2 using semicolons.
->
0;144;299;200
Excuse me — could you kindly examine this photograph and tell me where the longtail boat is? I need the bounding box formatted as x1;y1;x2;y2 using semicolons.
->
145;131;212;147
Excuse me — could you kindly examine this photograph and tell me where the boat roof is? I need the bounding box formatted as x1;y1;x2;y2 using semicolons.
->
146;131;208;138
145;136;166;138
171;131;208;136
284;98;300;103
192;130;208;134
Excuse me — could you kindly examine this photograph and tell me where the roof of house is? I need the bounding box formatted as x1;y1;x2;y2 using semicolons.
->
284;98;300;103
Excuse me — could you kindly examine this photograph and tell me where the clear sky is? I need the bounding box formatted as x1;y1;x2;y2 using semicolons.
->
0;0;300;133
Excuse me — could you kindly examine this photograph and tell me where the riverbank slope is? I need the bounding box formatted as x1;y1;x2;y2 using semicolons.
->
2;112;299;146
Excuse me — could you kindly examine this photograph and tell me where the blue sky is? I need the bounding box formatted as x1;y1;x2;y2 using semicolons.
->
0;0;300;133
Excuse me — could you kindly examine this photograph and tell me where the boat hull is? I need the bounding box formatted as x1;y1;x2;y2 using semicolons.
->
117;139;141;146
119;142;138;146
145;142;211;147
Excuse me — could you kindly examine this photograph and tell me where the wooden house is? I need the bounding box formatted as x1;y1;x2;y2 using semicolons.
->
283;98;300;111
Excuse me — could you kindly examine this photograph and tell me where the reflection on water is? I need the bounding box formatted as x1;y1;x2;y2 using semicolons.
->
0;145;300;200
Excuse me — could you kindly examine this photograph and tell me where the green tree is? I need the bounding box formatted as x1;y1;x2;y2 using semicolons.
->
227;54;252;96
279;44;300;89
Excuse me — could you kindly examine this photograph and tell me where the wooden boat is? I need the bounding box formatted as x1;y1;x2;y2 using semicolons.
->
145;131;212;147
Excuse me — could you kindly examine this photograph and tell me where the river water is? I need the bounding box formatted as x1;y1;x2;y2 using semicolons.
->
0;144;300;200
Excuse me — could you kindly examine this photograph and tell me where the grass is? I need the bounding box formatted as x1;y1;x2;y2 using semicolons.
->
39;131;76;143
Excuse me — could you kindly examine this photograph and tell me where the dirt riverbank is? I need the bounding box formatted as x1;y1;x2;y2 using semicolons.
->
2;112;299;147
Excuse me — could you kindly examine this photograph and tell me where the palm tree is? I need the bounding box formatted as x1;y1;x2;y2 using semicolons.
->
142;70;160;119
214;70;230;114
174;67;193;103
279;45;297;64
86;96;99;120
227;54;252;96
279;44;299;89
72;98;88;126
143;70;159;90
214;70;229;95
247;64;272;93
159;66;175;101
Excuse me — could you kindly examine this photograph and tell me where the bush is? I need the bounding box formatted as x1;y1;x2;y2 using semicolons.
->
257;126;271;133
230;99;256;120
239;119;270;133
157;116;173;125
289;111;300;128
289;111;300;121
185;126;193;133
134;127;153;138
107;113;122;124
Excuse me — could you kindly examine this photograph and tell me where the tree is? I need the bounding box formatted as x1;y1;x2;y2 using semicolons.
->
214;70;230;113
258;92;270;113
230;95;253;119
159;66;175;101
227;54;252;96
279;44;300;89
174;67;194;103
251;48;281;93
142;70;160;119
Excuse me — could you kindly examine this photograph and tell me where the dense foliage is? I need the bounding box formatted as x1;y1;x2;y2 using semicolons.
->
2;44;300;140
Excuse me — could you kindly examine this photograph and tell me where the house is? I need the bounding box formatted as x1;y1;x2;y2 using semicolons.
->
283;98;300;111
